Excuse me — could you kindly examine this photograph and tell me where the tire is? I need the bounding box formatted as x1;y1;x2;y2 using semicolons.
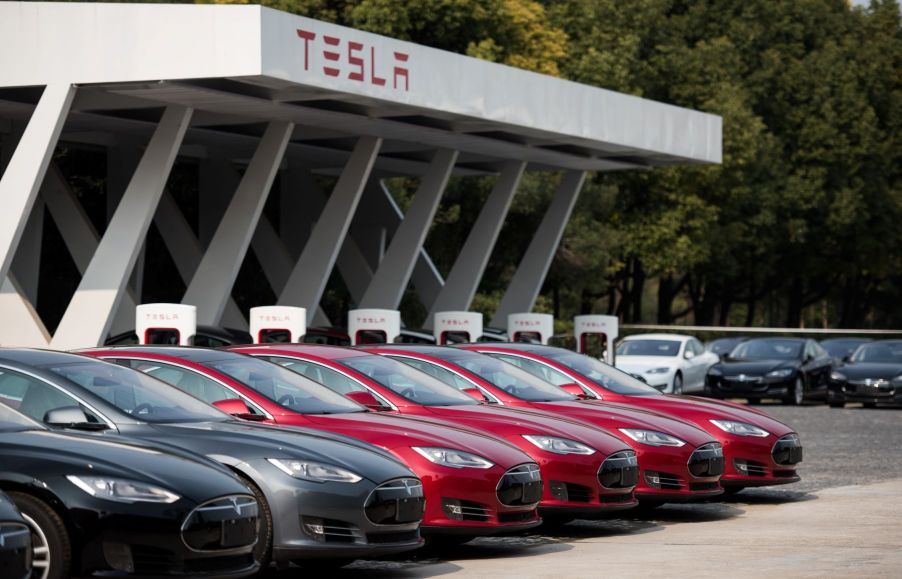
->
672;373;683;395
236;474;273;572
828;402;845;409
784;377;804;406
9;492;71;579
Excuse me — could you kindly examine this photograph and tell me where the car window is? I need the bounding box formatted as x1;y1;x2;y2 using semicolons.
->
691;339;704;355
0;368;104;424
387;357;477;391
490;354;575;386
616;340;681;357
113;359;265;417
338;355;479;406
192;335;230;348
731;340;802;361
261;356;367;396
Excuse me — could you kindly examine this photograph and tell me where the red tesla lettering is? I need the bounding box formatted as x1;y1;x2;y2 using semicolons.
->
370;46;387;86
348;41;364;81
393;52;409;91
323;35;341;77
296;29;316;71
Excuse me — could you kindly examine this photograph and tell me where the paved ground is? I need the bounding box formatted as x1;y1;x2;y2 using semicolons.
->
275;402;902;578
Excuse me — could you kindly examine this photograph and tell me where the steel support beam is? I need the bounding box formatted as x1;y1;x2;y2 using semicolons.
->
360;149;458;309
0;84;75;282
278;136;382;320
51;105;193;349
427;161;525;324
183;121;293;324
490;170;586;326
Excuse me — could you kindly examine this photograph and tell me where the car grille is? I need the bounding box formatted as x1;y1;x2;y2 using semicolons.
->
689;482;721;492
181;495;258;552
734;458;769;477
496;463;543;506
772;434;803;466
548;481;593;503
130;545;179;574
301;517;364;543
364;478;425;525
442;498;493;522
598;450;640;489
846;380;894;396
688;443;725;478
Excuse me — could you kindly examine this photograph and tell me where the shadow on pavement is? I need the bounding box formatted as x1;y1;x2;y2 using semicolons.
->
722;488;816;505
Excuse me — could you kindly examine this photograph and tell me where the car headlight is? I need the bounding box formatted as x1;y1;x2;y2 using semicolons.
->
67;475;180;504
709;420;770;437
708;366;723;376
830;371;847;381
267;459;363;483
646;367;671;374
765;368;794;379
412;447;494;469
522;435;596;455
618;429;686;447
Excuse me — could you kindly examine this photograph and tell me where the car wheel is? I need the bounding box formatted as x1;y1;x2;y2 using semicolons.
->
236;474;273;571
9;492;71;579
785;377;804;406
828;402;845;408
672;372;683;395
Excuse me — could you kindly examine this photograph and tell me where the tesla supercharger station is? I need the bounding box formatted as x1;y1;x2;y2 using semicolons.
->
433;311;483;344
136;303;197;345
250;306;307;343
508;313;554;344
348;309;401;345
574;315;619;363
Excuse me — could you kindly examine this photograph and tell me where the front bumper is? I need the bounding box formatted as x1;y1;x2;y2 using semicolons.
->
706;375;793;399
0;522;31;579
829;382;902;406
69;494;260;577
632;443;724;503
538;450;638;517
720;433;803;488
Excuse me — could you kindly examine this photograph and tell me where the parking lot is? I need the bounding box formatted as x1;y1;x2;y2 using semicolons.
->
295;403;902;578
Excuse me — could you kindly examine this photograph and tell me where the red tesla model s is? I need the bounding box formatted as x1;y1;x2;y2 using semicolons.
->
80;347;542;539
230;345;722;505
458;343;803;492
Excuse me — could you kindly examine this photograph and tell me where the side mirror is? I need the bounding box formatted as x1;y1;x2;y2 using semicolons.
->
684;350;695;360
841;355;851;364
346;390;390;411
462;387;487;402
212;398;266;421
44;407;108;431
559;383;590;400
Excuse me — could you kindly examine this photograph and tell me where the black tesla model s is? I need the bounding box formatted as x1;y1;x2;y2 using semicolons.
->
0;349;425;571
0;402;259;579
828;340;902;408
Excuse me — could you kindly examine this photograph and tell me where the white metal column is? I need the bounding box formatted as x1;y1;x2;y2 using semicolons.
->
51;106;193;349
183;122;293;324
278;136;382;320
490;170;586;326
0;84;74;282
427;161;525;324
360;149;457;309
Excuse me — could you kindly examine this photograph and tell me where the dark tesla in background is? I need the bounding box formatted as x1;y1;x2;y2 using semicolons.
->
0;490;30;579
706;337;749;359
0;403;259;579
705;338;833;404
819;338;871;363
0;350;425;570
828;341;902;408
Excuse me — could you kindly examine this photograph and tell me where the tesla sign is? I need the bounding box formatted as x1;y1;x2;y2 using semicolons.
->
296;28;410;91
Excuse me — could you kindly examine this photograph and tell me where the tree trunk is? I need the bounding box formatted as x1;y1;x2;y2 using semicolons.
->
657;275;673;324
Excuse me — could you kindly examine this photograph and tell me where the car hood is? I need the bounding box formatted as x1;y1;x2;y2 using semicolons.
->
302;412;533;468
536;400;717;447
837;363;902;381
626;395;794;438
0;430;250;504
420;404;632;456
717;360;798;376
120;420;416;485
615;356;678;372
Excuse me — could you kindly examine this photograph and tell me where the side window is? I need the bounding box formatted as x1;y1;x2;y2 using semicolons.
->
0;369;102;423
114;359;250;409
690;339;704;355
491;354;573;386
263;357;366;395
390;357;475;391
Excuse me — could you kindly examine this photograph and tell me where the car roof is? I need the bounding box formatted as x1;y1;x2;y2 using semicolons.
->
83;345;248;363
621;333;691;341
235;343;367;359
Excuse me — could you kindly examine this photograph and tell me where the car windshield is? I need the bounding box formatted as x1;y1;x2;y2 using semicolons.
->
616;339;681;357
850;343;902;364
709;338;745;355
425;350;576;402
729;340;802;361
44;361;229;423
822;340;868;359
539;350;661;396
339;355;479;406
205;357;366;414
0;401;43;432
